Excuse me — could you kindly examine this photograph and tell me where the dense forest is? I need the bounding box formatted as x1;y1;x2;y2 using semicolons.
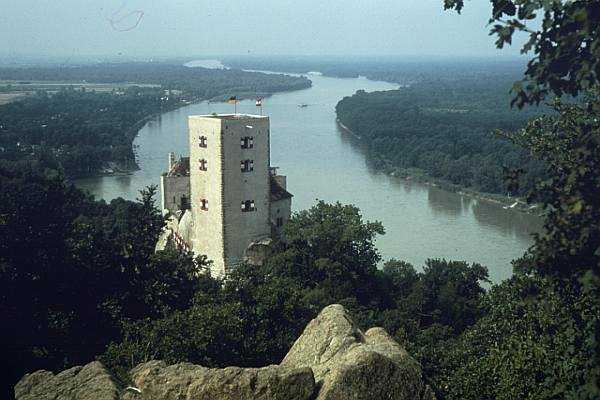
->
0;64;311;178
0;88;171;177
223;55;526;86
336;78;547;195
0;62;311;100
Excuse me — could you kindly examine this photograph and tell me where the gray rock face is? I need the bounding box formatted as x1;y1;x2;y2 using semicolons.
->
14;361;120;400
129;361;314;400
15;304;433;400
282;304;434;400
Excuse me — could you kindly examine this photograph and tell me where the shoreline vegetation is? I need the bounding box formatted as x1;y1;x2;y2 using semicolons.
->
335;79;547;216
0;62;312;180
337;120;540;215
222;57;547;215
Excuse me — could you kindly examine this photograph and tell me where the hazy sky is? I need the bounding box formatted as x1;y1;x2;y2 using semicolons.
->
1;0;527;58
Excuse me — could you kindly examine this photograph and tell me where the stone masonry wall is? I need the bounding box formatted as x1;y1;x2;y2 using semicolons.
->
189;116;226;276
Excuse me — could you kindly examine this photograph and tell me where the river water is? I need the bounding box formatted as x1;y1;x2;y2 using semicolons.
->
75;69;542;283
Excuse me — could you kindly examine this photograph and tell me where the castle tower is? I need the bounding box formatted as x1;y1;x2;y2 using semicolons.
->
188;114;271;276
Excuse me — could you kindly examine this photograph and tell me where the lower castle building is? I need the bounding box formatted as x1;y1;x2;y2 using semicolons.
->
157;114;292;277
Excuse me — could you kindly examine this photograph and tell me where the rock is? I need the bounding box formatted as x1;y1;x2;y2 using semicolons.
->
244;238;273;266
15;305;433;400
129;360;315;400
281;304;434;400
15;361;120;400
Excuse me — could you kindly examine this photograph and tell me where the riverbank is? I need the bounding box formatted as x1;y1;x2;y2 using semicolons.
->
336;119;542;216
77;71;539;281
71;87;310;180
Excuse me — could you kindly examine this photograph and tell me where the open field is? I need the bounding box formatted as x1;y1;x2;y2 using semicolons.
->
0;92;32;105
0;81;161;105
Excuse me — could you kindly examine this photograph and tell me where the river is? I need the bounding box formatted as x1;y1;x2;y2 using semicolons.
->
75;67;542;283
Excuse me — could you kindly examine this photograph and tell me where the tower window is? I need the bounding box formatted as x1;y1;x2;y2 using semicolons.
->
198;159;207;171
241;159;254;172
276;217;283;227
241;200;255;212
200;199;208;211
241;136;254;149
199;136;207;147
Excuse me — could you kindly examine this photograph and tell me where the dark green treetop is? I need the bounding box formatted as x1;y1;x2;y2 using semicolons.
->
445;0;600;107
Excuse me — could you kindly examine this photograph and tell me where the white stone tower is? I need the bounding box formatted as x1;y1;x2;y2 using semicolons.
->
188;114;271;276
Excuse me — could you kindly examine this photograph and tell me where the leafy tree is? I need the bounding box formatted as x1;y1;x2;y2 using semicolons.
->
437;2;600;398
267;201;385;306
443;275;599;400
0;164;201;398
100;205;490;395
444;0;600;107
101;263;311;381
509;95;600;280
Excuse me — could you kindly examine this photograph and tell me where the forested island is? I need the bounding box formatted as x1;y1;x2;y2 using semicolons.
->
0;63;311;178
336;77;547;196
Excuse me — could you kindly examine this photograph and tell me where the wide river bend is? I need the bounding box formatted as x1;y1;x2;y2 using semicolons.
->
75;70;541;283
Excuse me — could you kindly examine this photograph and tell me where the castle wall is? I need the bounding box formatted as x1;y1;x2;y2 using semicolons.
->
186;114;281;277
270;197;292;236
220;116;271;268
189;116;226;276
160;175;190;215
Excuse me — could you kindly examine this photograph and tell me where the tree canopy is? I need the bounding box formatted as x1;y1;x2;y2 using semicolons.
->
444;0;600;107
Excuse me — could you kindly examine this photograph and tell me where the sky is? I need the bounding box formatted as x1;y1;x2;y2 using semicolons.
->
0;0;528;59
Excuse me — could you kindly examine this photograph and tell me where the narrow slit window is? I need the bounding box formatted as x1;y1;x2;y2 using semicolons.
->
200;199;208;211
199;136;207;148
199;159;207;171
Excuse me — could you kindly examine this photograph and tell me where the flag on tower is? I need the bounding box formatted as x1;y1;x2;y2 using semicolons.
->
255;97;262;107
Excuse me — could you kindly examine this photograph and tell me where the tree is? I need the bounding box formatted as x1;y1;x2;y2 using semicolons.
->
101;201;388;379
440;2;600;398
0;162;201;397
444;0;600;107
268;201;385;305
509;94;600;281
443;275;599;400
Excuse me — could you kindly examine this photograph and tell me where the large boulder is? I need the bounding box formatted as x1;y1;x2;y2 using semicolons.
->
14;361;120;400
15;305;433;400
281;304;434;400
129;360;315;400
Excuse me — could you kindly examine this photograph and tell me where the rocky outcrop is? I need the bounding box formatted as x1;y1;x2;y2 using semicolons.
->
15;305;433;400
282;304;434;400
14;361;120;400
129;361;314;400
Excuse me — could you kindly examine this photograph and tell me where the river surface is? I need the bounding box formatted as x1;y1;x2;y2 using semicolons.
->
75;68;542;283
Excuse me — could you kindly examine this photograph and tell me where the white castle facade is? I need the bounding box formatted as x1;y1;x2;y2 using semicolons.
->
157;114;292;276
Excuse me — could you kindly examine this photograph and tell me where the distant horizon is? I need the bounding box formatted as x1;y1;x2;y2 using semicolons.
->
0;52;529;66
